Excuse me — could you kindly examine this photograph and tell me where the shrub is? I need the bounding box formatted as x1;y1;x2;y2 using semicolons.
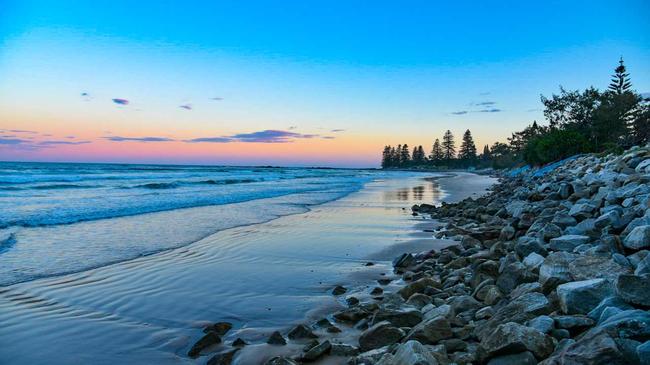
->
524;129;592;165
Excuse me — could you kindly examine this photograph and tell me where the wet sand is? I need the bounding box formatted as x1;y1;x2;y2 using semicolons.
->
0;172;496;364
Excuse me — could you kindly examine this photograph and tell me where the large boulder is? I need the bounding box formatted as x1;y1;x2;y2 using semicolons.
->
476;293;551;340
557;279;615;314
542;331;629;365
567;255;632;282
389;340;439;365
371;308;423;328
358;321;405;351
549;235;590;252
516;236;548;258
480;322;555;360
399;277;440;300
569;203;597;220
539;252;576;292
496;262;537;293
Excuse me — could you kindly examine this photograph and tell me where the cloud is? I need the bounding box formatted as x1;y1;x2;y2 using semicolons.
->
331;129;345;132
66;135;76;139
288;126;297;130
105;136;175;142
321;136;336;139
211;97;224;101
479;92;491;96
527;108;542;112
39;140;91;146
112;98;129;105
0;137;28;145
8;129;37;134
179;104;192;110
473;101;496;106
477;108;502;113
186;129;323;143
451;111;469;115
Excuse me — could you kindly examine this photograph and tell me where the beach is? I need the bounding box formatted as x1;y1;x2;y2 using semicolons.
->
0;167;495;364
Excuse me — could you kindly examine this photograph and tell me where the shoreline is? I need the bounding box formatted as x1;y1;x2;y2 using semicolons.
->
205;146;650;364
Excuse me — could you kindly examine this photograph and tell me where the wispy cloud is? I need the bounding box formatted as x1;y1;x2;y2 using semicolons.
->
187;129;327;143
321;136;336;139
0;137;29;145
8;129;37;134
211;97;224;101
479;92;491;96
331;129;345;132
39;140;91;146
451;111;469;115
105;136;175;142
112;98;129;105
472;101;496;106
179;104;192;110
477;108;502;113
527;108;542;112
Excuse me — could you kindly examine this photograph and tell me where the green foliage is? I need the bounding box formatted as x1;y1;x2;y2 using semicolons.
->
524;130;591;165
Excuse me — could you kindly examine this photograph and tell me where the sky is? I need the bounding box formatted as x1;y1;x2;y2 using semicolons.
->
0;1;649;167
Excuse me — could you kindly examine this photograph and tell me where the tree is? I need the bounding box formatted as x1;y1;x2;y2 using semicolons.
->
390;146;397;167
381;146;392;168
411;145;426;164
430;139;444;164
400;144;411;166
609;57;632;95
417;146;426;163
442;130;456;161
481;145;491;161
458;129;477;162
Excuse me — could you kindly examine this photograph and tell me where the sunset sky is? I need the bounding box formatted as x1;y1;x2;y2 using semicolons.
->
1;1;649;167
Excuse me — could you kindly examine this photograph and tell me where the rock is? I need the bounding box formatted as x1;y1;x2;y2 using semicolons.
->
567;255;632;282
188;332;221;357
358;321;405;351
486;351;537;365
448;295;481;314
476;293;551;340
523;252;545;271
370;287;383;296
371;308;423;327
539;252;576;292
232;338;247;347
515;236;548;258
557;278;615;314
510;282;542;299
541;223;563;241
587;296;634;321
423;304;453;321
559;183;574;199
330;343;359;356
549;235;590;252
206;349;238;365
476;306;494;320
332;285;347;295
496;262;537;293
406;293;431;309
527;315;554;334
393;253;416;268
398;277;440;300
616;274;650;307
543;331;628;364
442;338;468;352
595;210;622;230
267;331;286;345
500;226;516;241
552;315;595;331
264;357;298;365
624;226;650;250
389;340;440;365
480;322;555;360
288;324;317;340
552;212;577;229
635;254;650;276
569;202;597;220
203;322;233;335
404;316;453;344
302;340;331;361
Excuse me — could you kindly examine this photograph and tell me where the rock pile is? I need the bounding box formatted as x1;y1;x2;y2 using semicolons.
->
193;145;650;364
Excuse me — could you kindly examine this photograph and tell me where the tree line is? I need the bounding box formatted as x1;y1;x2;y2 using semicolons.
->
381;58;650;170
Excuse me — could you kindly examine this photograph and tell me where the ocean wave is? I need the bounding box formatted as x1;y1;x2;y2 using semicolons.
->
133;182;179;189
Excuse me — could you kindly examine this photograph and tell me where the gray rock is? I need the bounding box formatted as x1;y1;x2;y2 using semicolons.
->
549;235;590;252
510;282;542;299
595;210;622;230
635;254;650;276
515;236;548;258
372;308;423;328
637;341;650;365
203;322;233;335
539;252;576;292
358;321;405;351
476;293;551;340
616;274;650;307
500;225;516;241
624;226;650;250
267;331;286;345
543;331;628;364
527;315;554;334
480;322;555;360
188;332;221;357
302;340;331;361
541;223;563;242
406;293;432;309
448;295;481;314
288;324;317;340
330;343;359;356
206;349;238;365
404;316;453;345
393;253;416;268
567;254;632;282
390;340;439;365
569;202;597;220
486;351;537;365
552;315;595;330
264;357;298;365
552;212;577;229
587;296;634;321
523;252;545;271
476;306;494;320
557;278;615;314
496;262;537;293
398;277;440;300
332;285;347;295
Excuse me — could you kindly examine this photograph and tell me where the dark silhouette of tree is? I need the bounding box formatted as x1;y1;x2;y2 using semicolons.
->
430;139;444;164
632;99;650;145
609;57;632;95
442;130;456;161
411;145;426;164
417;145;426;163
458;129;477;162
400;144;411;166
390;146;397;166
381;145;392;168
481;145;491;161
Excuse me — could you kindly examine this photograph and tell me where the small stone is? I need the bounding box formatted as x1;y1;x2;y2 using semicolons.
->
398;277;440;300
203;322;233;335
332;285;347;295
587;296;634;321
288;324;317;340
346;296;360;306
526;315;554;334
406;293;431;309
188;332;221;358
302;340;331;361
370;287;383;296
476;306;494;320
624;225;650;250
267;331;286;345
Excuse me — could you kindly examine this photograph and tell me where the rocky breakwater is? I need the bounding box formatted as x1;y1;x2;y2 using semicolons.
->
188;145;650;364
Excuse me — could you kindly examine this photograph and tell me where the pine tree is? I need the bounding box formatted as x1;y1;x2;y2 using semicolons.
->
459;129;477;161
390;146;397;167
609;57;632;95
416;145;426;163
381;145;392;168
400;144;410;166
412;146;419;163
442;130;456;161
430;138;444;164
482;144;491;161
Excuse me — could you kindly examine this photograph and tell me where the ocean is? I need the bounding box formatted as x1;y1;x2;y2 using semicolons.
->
0;162;373;286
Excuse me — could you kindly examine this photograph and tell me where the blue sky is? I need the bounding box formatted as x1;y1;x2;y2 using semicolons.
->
0;1;648;166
